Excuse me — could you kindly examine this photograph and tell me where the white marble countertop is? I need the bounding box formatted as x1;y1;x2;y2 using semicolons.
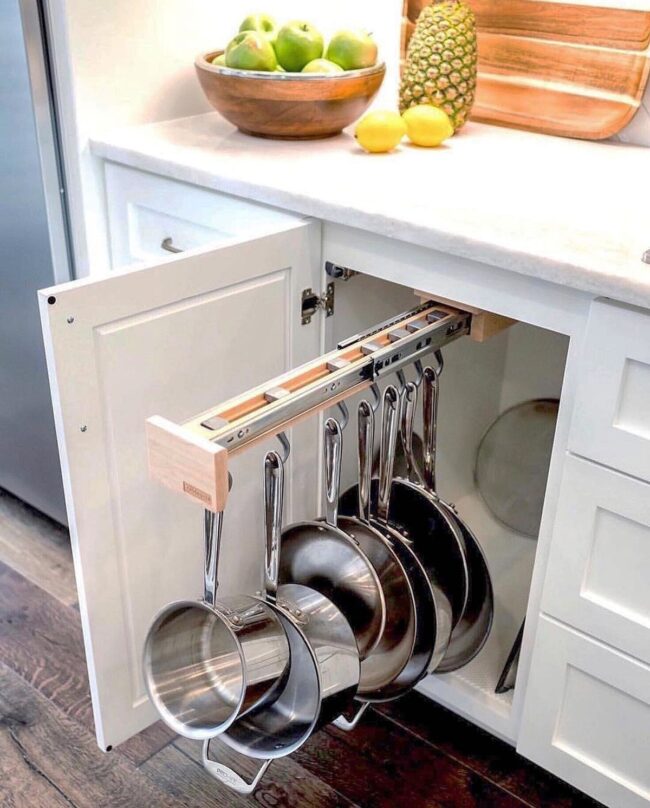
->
91;113;650;308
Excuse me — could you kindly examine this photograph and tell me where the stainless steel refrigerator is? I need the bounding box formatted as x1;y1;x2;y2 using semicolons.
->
1;0;73;523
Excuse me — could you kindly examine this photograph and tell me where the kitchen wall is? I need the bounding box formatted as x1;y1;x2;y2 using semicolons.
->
47;0;403;276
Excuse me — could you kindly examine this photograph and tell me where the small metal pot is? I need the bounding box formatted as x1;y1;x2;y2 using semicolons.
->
142;505;290;740
203;450;359;794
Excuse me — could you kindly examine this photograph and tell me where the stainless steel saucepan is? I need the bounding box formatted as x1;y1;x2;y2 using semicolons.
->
203;450;360;794
142;496;290;740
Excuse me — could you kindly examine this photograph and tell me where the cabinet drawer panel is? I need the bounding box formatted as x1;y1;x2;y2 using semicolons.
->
105;163;301;269
543;455;650;664
569;298;650;482
519;617;650;808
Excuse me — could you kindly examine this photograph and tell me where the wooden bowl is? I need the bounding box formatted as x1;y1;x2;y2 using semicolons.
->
195;51;386;140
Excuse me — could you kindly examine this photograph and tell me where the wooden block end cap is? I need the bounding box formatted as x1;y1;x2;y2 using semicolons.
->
146;416;229;512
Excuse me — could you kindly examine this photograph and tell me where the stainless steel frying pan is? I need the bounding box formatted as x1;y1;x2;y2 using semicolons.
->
420;363;494;673
337;391;440;724
324;413;418;700
278;421;386;661
348;378;469;631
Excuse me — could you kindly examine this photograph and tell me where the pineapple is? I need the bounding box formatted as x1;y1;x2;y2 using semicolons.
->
400;0;477;132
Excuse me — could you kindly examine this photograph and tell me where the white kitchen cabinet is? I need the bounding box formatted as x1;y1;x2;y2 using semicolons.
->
105;163;303;269
519;615;650;808
40;164;650;807
39;220;323;749
569;298;650;484
543;455;650;666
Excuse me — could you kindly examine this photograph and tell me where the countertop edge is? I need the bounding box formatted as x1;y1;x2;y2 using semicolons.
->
90;134;650;312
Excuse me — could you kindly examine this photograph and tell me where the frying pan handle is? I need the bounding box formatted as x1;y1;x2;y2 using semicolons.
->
202;738;272;795
264;451;284;600
333;702;370;732
378;385;399;524
422;366;439;493
357;401;374;523
203;509;223;607
324;418;343;528
401;381;422;486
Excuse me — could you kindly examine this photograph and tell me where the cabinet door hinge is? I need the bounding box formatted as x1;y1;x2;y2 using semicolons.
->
301;283;334;325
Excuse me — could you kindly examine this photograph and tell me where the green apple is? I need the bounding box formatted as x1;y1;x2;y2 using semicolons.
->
225;31;277;71
302;58;344;74
326;30;378;70
238;13;277;44
211;53;226;66
274;21;324;72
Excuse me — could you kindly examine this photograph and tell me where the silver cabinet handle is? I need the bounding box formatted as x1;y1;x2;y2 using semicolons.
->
161;237;183;254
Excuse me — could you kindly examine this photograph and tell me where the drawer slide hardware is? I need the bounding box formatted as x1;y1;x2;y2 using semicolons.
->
146;300;471;511
301;283;334;324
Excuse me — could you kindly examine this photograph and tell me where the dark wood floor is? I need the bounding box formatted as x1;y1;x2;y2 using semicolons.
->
0;488;602;808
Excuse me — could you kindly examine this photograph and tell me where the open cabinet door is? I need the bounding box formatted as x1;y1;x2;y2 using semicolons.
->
39;220;323;750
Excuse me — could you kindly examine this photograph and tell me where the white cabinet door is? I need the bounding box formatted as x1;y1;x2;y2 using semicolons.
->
39;221;323;750
569;298;650;483
519;616;650;808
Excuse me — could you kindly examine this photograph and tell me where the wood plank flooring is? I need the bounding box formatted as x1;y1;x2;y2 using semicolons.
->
0;488;602;807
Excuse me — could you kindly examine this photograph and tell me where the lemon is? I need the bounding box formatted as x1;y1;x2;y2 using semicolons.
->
355;111;406;154
402;104;454;147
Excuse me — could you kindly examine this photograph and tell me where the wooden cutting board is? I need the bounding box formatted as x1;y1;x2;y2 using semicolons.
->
401;0;650;140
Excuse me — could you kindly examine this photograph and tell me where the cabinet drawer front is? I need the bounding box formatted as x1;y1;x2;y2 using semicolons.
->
520;616;650;808
543;455;650;665
105;163;301;269
569;298;650;482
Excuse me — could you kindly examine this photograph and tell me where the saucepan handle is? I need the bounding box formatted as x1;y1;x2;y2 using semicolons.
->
333;702;370;732
203;510;223;607
202;739;272;795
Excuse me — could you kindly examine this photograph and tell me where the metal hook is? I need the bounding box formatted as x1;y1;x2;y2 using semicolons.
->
336;400;350;430
432;349;444;377
369;383;381;413
276;432;291;464
413;359;424;387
